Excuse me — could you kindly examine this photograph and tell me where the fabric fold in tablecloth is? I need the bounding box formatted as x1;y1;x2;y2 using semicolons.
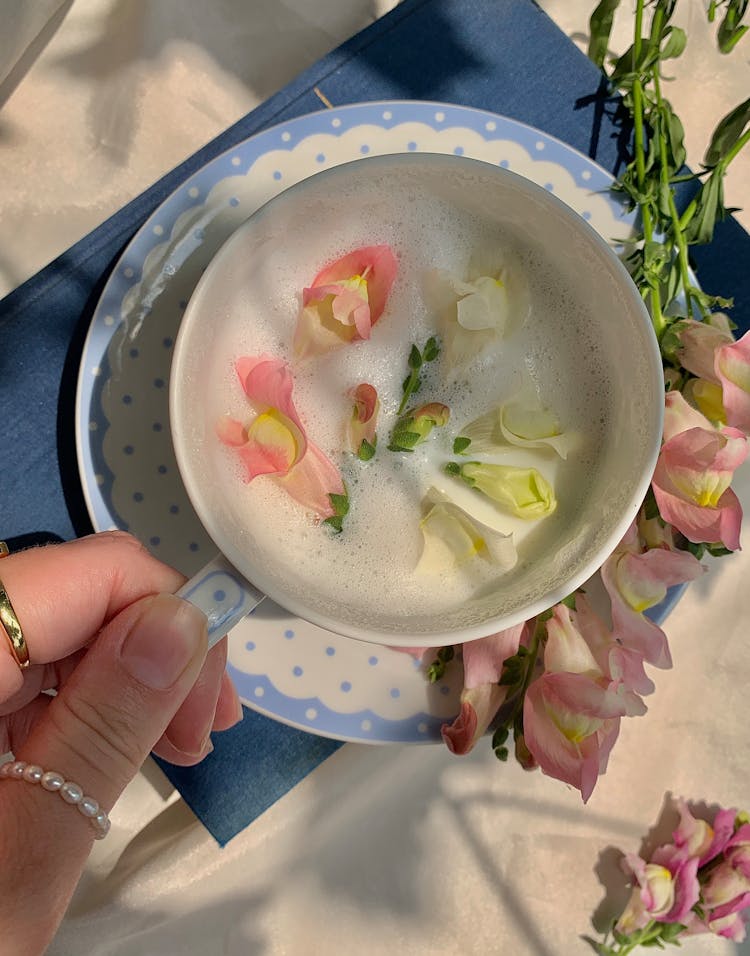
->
1;0;749;845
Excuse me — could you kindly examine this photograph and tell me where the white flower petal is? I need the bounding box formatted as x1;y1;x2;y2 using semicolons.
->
417;488;517;573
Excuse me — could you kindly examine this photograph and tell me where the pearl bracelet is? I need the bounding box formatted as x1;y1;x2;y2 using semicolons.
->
0;760;111;839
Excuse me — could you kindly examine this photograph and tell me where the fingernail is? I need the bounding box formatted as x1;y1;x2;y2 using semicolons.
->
165;728;214;760
120;594;207;689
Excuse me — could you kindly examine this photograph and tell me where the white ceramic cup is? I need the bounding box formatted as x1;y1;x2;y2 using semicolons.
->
170;153;664;649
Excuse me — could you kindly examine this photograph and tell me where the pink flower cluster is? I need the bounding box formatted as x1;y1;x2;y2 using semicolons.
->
616;800;750;945
655;321;750;550
440;513;703;800
438;323;750;802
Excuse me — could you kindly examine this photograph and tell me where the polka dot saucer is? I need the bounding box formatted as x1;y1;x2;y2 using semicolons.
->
75;101;634;743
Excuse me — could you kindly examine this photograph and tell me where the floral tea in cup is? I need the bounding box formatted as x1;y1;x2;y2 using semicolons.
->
170;153;663;647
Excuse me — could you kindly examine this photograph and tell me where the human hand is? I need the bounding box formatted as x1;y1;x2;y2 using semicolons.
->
0;532;243;954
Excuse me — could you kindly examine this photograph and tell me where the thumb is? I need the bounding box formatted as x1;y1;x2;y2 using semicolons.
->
19;593;208;820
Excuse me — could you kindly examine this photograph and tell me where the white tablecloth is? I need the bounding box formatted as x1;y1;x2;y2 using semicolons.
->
2;2;749;953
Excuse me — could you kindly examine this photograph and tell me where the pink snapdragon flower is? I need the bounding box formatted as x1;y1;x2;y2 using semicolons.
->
651;390;747;551
347;383;380;459
217;355;344;519
677;318;750;433
600;518;703;669
676;314;734;382
293;245;398;359
603;802;750;948
716;331;750;433
616;846;701;934
441;623;527;756
522;604;643;802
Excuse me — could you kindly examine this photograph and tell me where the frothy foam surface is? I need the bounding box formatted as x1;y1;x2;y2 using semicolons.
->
174;157;658;640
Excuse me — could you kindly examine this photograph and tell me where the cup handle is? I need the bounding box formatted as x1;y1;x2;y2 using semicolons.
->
176;553;266;648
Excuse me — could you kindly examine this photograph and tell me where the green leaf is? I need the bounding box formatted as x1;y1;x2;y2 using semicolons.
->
659;923;688;943
491;725;509;748
717;0;749;53
357;438;376;461
494;745;509;762
660;25;687;59
704;96;750;168
444;461;462;478
588;0;622;67
661;100;687;170
324;488;350;534
453;436;471;454
683;168;725;245
328;492;350;516
408;344;423;370
388;429;422;452
427;644;455;683
580;935;615;956
720;21;749;51
423;336;441;362
561;593;578;610
654;0;678;25
684;539;707;559
705;542;735;557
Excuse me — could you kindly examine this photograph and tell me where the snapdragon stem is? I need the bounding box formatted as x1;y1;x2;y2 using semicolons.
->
652;70;700;319
631;0;666;337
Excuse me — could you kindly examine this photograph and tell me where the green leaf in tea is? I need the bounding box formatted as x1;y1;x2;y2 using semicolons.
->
324;486;350;534
397;336;442;414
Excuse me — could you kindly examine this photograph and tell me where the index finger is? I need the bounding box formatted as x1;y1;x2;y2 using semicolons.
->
0;532;186;698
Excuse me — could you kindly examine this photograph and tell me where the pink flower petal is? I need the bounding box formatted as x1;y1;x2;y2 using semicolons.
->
717;330;750;433
441;683;508;755
235;356;307;441
541;671;630;720
216;415;247;447
441;625;527;755
462;623;526;689
523;677;620;802
235;413;302;480
277;440;345;518
663;390;714;443
221;355;344;518
347;383;380;453
309;245;398;324
652;393;747;549
650;845;701;923
295;245;398;359
653;473;743;550
677;318;732;383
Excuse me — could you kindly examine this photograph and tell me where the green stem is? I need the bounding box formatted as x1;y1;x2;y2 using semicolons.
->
519;617;545;701
652;71;700;319
631;0;666;336
679;126;750;232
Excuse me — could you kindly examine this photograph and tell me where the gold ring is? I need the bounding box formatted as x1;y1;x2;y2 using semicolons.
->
0;564;30;669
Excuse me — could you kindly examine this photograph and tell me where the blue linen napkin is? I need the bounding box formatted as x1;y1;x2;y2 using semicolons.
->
1;0;749;845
